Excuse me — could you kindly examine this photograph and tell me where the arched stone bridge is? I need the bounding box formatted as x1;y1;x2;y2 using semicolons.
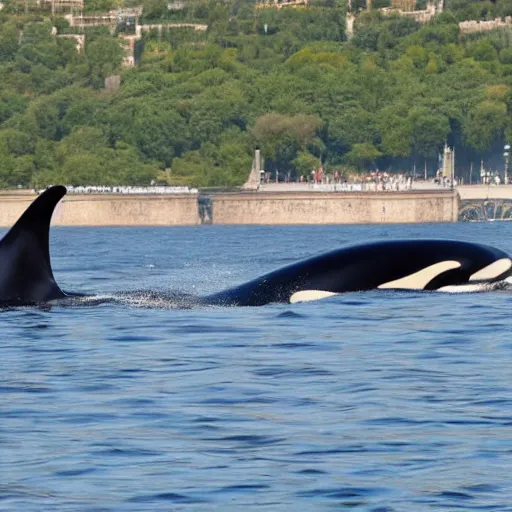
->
458;186;512;222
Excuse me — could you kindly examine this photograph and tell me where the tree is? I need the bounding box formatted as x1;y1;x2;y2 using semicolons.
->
467;39;498;62
464;100;508;151
0;128;36;156
343;143;382;170
84;36;124;88
408;107;450;157
0;93;27;124
0;23;19;62
293;151;319;178
251;113;322;176
327;104;378;155
376;105;413;158
200;138;253;186
84;0;118;13
132;105;188;166
171;151;216;187
0;155;35;187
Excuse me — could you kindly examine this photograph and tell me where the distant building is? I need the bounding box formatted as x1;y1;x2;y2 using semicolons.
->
459;16;512;35
168;0;186;10
104;74;121;93
256;0;309;9
380;0;443;23
441;144;454;180
377;0;443;23
391;0;416;12
56;33;85;52
346;12;356;38
7;0;83;13
109;6;143;18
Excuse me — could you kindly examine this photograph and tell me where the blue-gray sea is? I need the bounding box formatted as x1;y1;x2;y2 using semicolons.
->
2;222;512;512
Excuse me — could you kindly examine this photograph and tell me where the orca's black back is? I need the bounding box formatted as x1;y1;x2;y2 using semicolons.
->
207;239;510;306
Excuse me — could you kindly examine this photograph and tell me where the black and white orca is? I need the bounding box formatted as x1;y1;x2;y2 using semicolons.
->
206;238;512;306
0;185;68;305
0;185;511;306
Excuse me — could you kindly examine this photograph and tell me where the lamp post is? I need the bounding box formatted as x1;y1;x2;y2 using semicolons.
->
505;144;510;185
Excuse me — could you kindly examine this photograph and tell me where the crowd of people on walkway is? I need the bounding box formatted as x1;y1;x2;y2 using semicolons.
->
434;176;457;188
360;173;414;191
296;170;415;192
258;167;461;192
39;185;199;195
35;170;459;196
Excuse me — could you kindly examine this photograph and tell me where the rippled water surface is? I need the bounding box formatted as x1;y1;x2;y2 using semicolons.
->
2;222;512;511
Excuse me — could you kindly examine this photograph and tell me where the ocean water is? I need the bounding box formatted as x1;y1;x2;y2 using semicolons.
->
2;222;512;511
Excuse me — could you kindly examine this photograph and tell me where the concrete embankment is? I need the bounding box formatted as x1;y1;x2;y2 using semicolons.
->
0;189;458;227
209;190;459;225
0;193;201;227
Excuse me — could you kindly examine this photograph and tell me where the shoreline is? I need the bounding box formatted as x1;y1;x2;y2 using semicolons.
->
0;189;459;227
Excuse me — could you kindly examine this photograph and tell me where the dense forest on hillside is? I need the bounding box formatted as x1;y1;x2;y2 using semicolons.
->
0;0;511;187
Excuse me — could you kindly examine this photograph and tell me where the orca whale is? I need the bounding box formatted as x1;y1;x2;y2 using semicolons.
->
0;185;68;305
206;238;512;306
1;185;511;307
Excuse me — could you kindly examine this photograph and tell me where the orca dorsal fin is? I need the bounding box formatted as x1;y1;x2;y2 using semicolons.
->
0;186;67;304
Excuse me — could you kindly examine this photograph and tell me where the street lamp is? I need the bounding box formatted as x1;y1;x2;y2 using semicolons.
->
505;144;510;185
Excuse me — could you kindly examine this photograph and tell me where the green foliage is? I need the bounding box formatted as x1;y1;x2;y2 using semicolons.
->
0;93;27;124
293;150;320;177
343;142;382;170
0;23;19;62
447;0;510;21
467;39;499;62
251;113;322;175
84;0;119;13
408;107;450;157
143;0;169;20
0;128;36;156
464;100;508;151
131;105;189;165
0;0;511;187
83;36;124;88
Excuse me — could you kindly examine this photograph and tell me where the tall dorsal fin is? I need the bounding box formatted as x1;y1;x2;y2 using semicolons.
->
0;186;67;304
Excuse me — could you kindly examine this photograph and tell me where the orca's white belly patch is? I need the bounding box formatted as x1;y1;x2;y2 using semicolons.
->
290;290;339;304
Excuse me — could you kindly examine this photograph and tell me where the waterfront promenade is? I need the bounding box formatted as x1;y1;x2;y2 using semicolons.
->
259;182;512;201
257;180;441;193
0;185;458;226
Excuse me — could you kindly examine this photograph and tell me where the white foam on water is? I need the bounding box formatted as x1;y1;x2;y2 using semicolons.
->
77;294;117;302
112;290;203;309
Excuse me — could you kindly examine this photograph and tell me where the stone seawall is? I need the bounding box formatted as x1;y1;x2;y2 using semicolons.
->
210;190;459;225
0;193;201;227
0;189;458;227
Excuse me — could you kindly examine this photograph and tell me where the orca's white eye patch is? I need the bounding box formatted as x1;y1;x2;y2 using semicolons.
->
290;290;338;304
377;261;461;290
469;258;512;281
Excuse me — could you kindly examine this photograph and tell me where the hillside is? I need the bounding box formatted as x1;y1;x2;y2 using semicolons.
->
0;0;511;187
